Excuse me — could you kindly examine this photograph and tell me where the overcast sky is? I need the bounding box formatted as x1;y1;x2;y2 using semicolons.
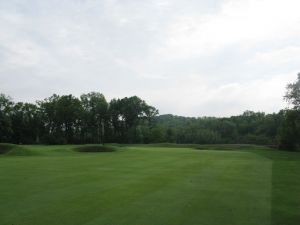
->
0;0;299;117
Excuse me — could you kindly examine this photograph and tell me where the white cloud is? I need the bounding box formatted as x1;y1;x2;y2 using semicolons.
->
158;0;300;59
142;72;297;117
249;46;300;65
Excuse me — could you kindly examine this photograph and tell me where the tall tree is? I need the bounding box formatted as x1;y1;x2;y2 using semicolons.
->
0;94;13;142
108;98;125;142
279;73;300;150
109;96;158;143
11;102;41;144
285;73;300;109
80;92;108;144
279;110;300;150
38;94;82;144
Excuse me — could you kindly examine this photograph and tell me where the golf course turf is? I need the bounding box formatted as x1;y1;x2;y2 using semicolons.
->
0;145;299;225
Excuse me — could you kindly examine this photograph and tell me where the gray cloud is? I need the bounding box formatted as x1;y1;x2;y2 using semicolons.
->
0;0;299;116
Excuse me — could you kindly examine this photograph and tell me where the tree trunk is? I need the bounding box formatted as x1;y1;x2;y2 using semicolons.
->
101;120;105;145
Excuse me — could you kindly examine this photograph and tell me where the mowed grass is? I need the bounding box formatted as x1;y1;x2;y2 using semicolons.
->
0;145;299;225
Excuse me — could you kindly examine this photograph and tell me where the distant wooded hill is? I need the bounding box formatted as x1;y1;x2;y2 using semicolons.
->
1;72;300;151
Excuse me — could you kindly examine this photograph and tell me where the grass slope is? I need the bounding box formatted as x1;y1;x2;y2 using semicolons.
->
0;145;299;225
0;143;15;154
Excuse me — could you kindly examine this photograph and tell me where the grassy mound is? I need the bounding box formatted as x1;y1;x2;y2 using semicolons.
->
0;143;15;154
0;144;38;156
7;145;38;156
75;145;115;153
145;143;198;148
125;143;200;148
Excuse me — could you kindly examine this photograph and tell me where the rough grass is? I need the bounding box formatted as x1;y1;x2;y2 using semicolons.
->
0;144;299;225
127;143;272;151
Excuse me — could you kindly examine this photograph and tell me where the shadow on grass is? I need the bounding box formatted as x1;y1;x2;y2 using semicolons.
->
192;145;300;225
252;149;300;225
272;152;300;225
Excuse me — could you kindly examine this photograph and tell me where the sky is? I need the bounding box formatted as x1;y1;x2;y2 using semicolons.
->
0;0;299;117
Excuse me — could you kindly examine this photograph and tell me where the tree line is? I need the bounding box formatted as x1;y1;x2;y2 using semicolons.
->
0;74;299;150
0;93;158;145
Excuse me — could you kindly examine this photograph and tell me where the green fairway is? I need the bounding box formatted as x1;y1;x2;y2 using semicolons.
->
0;145;299;225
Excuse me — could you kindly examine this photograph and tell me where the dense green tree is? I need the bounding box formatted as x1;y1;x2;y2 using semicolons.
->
217;120;238;143
149;125;166;143
278;110;300;150
155;112;281;145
